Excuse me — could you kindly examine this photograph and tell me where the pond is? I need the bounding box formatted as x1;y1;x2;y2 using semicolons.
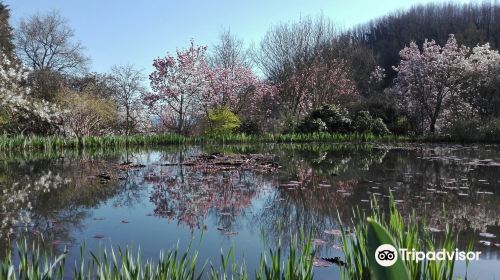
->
0;143;499;279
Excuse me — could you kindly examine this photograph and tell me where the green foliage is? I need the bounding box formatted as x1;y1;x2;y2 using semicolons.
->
352;111;373;133
310;104;352;132
206;107;241;136
353;111;390;136
479;117;500;139
340;196;458;280
237;119;262;135
372;118;391;136
298;104;351;133
0;235;314;280
297;105;391;136
298;118;327;133
391;116;410;135
0;133;409;152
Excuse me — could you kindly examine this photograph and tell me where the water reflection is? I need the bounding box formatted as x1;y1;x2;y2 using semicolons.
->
0;143;499;276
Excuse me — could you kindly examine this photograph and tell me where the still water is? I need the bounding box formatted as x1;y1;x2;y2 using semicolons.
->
0;143;499;279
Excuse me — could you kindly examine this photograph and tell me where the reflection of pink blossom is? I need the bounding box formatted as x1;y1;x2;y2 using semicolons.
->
149;168;270;230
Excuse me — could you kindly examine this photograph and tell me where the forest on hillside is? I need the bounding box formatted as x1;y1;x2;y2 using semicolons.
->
2;1;500;141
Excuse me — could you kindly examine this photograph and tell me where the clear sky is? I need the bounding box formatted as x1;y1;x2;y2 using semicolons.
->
5;0;472;75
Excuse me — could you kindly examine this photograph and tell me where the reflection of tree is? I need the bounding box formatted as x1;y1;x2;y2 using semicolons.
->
149;152;272;230
249;145;387;246
1;143;499;261
0;153;130;255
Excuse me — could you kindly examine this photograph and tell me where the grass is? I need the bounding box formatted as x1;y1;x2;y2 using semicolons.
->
0;234;314;280
0;132;409;152
339;196;467;280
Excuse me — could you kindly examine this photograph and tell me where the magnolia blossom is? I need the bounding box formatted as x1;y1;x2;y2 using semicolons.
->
146;41;276;134
146;41;210;135
0;50;62;133
393;35;470;134
394;34;500;134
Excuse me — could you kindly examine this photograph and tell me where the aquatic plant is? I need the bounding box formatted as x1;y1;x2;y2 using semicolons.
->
0;235;314;280
340;196;459;280
0;132;408;152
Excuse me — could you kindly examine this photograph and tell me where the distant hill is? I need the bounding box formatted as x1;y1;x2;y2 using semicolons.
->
347;1;500;83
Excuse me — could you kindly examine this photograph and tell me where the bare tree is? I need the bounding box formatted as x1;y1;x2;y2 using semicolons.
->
110;64;146;135
15;10;89;73
210;28;250;69
255;14;336;82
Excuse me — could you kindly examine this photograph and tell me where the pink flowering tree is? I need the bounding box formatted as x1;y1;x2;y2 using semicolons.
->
204;63;277;124
146;41;210;135
146;41;277;135
279;58;358;125
393;35;470;134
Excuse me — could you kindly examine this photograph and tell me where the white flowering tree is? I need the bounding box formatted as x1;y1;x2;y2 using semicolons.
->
461;43;500;118
0;50;62;134
394;35;500;135
393;35;470;134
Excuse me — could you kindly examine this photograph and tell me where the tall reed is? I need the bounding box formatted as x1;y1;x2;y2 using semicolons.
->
0;235;314;280
0;132;408;152
340;196;460;280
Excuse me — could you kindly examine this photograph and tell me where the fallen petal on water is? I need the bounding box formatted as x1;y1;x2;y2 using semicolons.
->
479;232;496;238
324;229;342;236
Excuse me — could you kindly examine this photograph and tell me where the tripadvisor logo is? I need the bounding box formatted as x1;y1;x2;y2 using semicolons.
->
375;244;398;267
375;244;482;267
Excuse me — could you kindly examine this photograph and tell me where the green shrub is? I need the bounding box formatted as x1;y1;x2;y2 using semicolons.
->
298;104;352;133
353;111;373;133
445;119;481;141
390;116;410;135
237;119;262;135
372;117;391;135
352;111;391;136
297;118;327;133
310;104;352;132
205;106;241;136
479;117;500;140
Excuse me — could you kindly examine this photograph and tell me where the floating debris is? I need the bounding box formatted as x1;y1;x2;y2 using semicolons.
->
324;229;342;236
479;232;496;238
428;227;442;233
332;244;343;250
312;238;328;245
313;257;345;267
163;153;281;173
313;257;331;267
93;235;105;239
479;240;491;246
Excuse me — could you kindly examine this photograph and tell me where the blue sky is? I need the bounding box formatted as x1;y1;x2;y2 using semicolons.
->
6;0;471;75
